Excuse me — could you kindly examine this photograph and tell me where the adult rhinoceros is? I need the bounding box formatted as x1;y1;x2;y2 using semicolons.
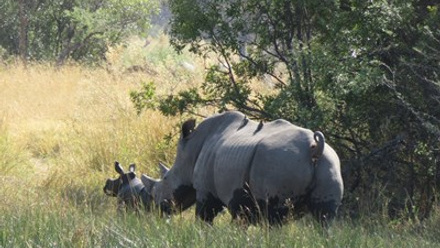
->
142;111;343;225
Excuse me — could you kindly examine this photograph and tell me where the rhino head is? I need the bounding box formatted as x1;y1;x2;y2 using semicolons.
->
104;161;157;211
141;120;198;215
103;161;136;197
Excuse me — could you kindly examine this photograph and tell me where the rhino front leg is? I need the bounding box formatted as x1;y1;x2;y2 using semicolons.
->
117;198;126;213
195;192;225;224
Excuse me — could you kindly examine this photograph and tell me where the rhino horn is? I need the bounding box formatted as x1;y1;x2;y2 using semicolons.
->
182;119;196;138
158;161;169;178
141;174;159;191
128;163;136;172
115;161;124;175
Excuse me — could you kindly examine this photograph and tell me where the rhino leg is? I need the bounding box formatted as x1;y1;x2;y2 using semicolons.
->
309;199;339;227
291;195;309;219
195;192;224;224
123;195;139;212
255;197;290;226
228;186;260;224
117;198;126;213
269;197;290;226
139;190;153;211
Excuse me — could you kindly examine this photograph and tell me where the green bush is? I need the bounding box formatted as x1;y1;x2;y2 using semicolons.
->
128;0;440;220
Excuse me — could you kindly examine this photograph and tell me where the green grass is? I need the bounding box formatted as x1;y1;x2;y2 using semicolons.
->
2;197;439;247
1;37;440;247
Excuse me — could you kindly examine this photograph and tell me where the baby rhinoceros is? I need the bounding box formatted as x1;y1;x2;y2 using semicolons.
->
103;161;152;212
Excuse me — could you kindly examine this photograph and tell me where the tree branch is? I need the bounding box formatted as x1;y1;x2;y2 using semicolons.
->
56;31;103;67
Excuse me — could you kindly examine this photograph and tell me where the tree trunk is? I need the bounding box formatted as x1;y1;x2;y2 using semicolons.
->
18;0;29;64
56;31;103;67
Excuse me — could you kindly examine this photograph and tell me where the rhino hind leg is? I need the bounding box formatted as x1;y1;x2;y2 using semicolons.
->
309;199;339;227
255;197;290;226
195;193;225;224
228;186;260;224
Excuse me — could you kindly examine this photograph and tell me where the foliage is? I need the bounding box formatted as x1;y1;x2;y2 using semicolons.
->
319;0;440;220
131;82;207;116
130;0;440;219
130;82;157;115
1;48;440;247
0;0;158;64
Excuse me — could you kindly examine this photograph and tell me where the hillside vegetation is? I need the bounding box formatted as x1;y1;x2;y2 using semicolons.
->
0;36;439;247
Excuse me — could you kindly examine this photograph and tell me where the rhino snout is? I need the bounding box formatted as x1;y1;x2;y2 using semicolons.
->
160;199;173;216
103;179;118;196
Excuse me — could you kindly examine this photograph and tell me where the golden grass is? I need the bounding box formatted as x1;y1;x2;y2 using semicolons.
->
0;65;175;227
0;48;211;244
0;36;275;221
0;37;208;201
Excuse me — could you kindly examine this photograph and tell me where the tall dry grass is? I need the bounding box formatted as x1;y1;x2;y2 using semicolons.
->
1;36;439;247
0;36;206;217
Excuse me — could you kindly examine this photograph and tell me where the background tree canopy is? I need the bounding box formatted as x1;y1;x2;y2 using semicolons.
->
0;0;158;65
132;0;440;219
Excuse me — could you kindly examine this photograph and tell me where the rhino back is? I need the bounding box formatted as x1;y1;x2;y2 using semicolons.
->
165;111;247;204
193;112;258;202
248;121;315;201
194;116;297;205
210;119;262;203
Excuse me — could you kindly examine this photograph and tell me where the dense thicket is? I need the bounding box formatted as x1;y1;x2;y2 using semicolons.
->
132;0;440;219
0;0;157;65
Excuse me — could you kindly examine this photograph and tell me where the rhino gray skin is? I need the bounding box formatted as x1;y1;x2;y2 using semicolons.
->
104;161;165;212
142;111;343;225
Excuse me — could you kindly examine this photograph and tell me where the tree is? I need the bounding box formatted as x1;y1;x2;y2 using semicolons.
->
0;0;158;64
167;0;339;122
132;0;440;219
18;0;29;63
319;0;440;219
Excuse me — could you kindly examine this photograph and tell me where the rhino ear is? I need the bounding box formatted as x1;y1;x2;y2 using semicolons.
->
128;163;136;172
182;119;196;139
158;162;170;178
141;174;158;191
115;161;124;175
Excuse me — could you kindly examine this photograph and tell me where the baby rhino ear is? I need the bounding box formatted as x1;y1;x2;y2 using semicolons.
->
128;163;136;172
141;174;158;191
115;161;124;175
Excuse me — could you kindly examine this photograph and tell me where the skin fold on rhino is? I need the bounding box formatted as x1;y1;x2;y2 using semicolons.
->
142;111;343;226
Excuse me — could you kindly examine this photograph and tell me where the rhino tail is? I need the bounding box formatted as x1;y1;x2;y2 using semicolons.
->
311;131;325;165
